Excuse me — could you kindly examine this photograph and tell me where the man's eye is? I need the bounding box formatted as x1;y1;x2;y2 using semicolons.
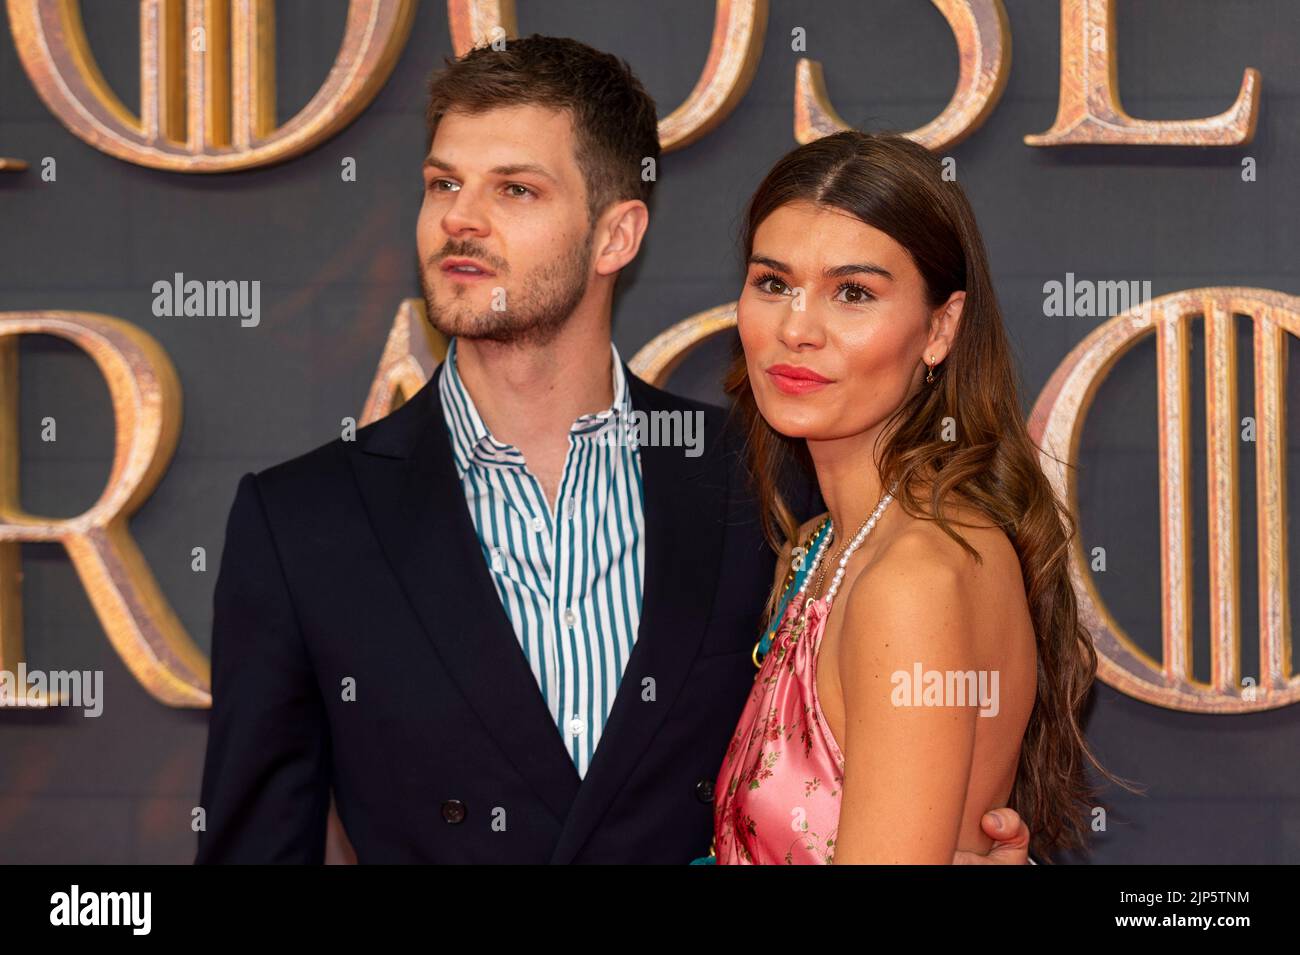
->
504;183;534;198
427;178;458;193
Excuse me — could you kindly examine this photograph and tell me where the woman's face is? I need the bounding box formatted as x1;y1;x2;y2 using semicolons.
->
737;200;963;444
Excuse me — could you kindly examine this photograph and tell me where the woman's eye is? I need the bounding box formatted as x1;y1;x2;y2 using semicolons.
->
836;282;875;303
753;273;789;295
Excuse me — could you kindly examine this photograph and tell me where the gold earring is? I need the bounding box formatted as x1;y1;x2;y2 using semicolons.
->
925;355;935;384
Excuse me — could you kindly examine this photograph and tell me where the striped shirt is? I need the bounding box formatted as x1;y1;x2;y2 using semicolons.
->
438;336;646;778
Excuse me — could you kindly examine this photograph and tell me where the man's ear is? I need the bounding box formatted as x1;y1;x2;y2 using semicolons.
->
593;199;649;277
925;290;965;363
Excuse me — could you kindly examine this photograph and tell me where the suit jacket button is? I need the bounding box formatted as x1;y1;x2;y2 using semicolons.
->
441;799;467;824
695;779;714;803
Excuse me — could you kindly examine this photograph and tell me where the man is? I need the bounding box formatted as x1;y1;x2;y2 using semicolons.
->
196;35;1032;863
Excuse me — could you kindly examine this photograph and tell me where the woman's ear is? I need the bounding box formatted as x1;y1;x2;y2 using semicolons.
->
926;290;964;363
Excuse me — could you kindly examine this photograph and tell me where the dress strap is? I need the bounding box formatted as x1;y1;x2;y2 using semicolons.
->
760;518;830;648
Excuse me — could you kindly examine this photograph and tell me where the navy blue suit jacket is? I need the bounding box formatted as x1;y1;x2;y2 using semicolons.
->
196;364;815;863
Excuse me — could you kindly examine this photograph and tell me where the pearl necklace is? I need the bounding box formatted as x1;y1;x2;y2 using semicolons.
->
799;482;898;610
751;483;899;670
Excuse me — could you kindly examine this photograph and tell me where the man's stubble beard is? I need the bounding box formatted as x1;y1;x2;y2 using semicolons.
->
421;229;594;349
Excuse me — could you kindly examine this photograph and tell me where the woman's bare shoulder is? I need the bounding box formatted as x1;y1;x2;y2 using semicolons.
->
854;505;1029;656
890;495;1017;572
858;507;1021;620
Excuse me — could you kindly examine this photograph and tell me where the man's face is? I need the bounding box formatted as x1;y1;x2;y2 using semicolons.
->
417;105;595;347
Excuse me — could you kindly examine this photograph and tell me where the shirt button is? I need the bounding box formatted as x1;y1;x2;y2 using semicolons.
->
563;608;576;628
531;516;545;533
563;497;575;519
695;779;715;804
491;549;504;572
568;716;585;737
441;799;467;824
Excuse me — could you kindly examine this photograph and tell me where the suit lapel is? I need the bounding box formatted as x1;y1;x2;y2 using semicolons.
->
548;369;728;863
348;367;581;822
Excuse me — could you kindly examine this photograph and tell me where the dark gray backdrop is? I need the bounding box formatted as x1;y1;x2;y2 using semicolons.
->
2;0;1297;863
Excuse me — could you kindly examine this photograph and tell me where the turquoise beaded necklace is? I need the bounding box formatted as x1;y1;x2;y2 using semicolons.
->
752;516;833;668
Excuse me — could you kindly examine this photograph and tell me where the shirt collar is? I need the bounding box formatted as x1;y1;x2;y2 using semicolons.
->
438;336;633;478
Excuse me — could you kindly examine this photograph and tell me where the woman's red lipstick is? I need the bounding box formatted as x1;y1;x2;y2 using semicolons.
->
766;363;833;395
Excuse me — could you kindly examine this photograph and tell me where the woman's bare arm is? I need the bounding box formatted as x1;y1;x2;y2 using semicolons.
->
830;533;981;864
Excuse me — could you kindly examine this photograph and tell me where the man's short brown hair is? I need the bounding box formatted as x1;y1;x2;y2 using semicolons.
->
425;34;661;225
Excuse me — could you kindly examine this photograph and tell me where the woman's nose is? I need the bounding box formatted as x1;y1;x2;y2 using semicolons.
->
775;291;825;349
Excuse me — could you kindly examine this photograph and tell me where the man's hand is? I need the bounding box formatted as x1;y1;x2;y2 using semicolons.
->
952;809;1033;864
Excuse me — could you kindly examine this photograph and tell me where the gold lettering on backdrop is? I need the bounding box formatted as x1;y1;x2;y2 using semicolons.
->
628;302;738;385
794;0;1011;151
445;0;768;152
6;0;416;172
359;299;446;424
0;158;26;171
3;1;1273;169
1025;0;1260;147
0;312;209;707
446;0;517;54
1029;289;1297;713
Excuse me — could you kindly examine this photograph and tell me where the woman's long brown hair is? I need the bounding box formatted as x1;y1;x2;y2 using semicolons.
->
724;130;1131;859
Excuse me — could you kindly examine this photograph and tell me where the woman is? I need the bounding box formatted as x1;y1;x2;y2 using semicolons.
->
712;131;1114;864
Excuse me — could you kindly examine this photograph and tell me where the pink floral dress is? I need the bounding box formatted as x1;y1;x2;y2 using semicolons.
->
713;590;845;864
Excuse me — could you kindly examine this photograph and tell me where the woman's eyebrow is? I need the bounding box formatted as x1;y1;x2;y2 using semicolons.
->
748;254;788;272
825;262;893;280
748;253;893;281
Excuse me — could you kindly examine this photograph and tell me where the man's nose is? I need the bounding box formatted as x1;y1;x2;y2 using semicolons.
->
441;185;490;237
